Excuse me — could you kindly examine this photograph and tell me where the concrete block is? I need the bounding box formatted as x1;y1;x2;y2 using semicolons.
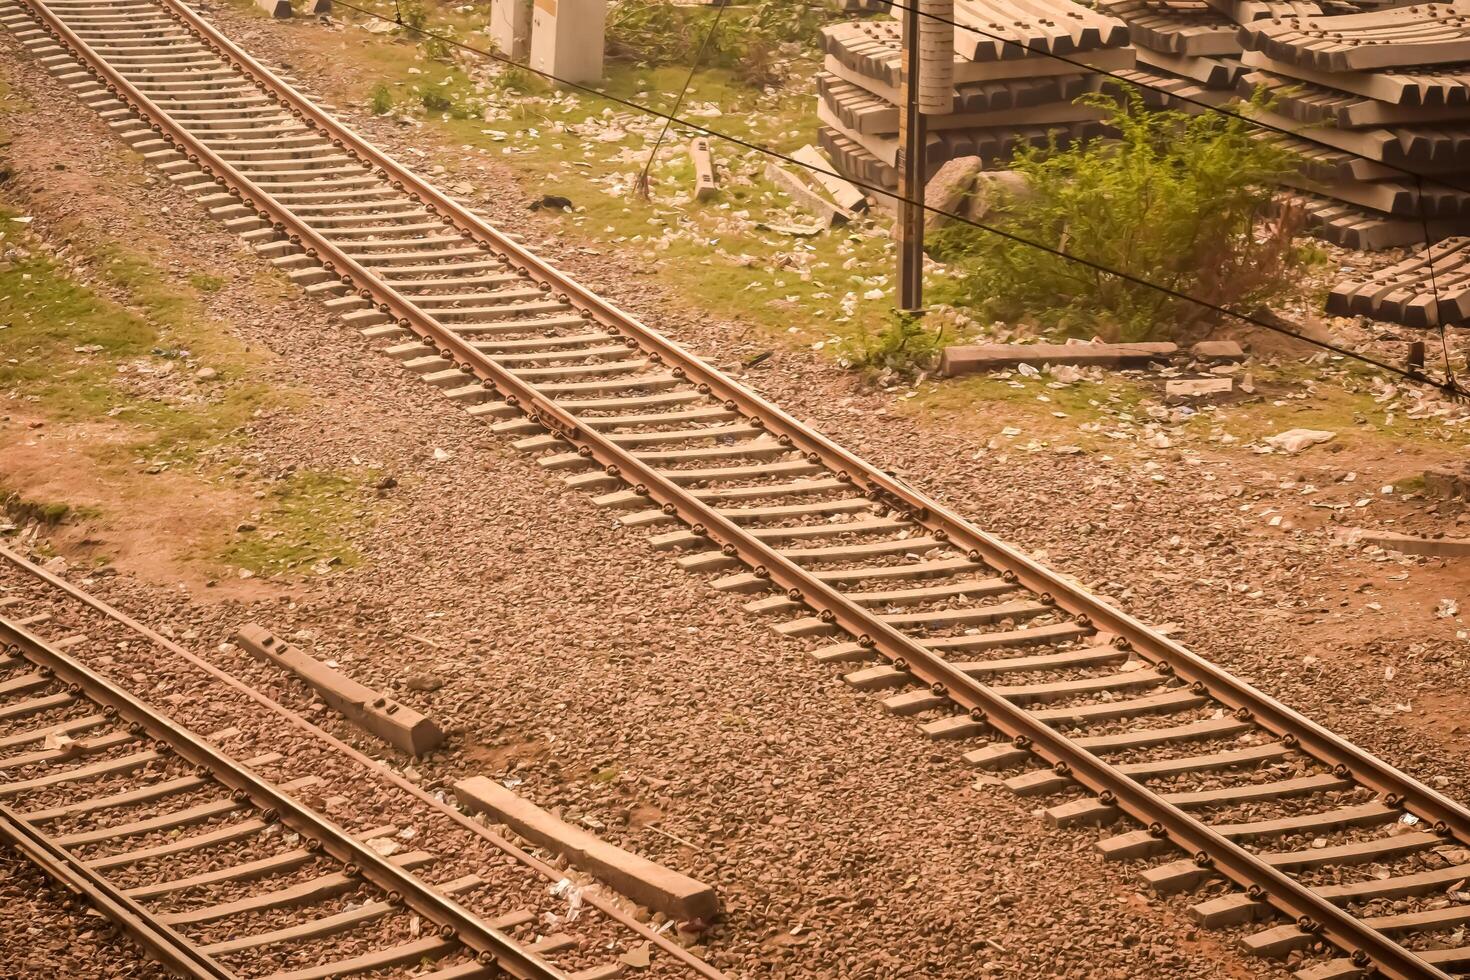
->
765;160;853;227
793;144;866;213
1165;377;1232;398
490;0;533;60
1189;340;1247;362
689;137;717;201
1355;530;1470;558
454;776;718;920
257;0;291;16
530;0;606;86
940;342;1178;375
233;623;445;755
1424;464;1470;501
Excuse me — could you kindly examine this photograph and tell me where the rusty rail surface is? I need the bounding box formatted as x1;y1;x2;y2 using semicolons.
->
0;543;725;980
0;799;233;978
6;0;1469;976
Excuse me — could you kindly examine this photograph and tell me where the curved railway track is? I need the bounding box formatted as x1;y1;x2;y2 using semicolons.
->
1;1;1468;977
0;595;564;980
0;544;718;980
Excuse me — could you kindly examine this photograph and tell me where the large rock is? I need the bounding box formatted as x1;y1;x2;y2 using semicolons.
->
925;160;1030;230
925;155;984;225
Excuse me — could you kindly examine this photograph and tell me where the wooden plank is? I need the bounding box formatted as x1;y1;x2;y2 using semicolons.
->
0;728;132;768
0;749;161;797
200;874;484;954
124;848;315;900
157;850;435;924
0;714;108;750
86;818;266;871
267;936;458;980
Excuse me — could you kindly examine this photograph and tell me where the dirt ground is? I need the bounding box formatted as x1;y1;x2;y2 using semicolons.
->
0;6;1467;980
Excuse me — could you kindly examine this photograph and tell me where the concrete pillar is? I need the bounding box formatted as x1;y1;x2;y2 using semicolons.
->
529;0;606;86
490;0;533;60
917;0;954;116
257;0;291;17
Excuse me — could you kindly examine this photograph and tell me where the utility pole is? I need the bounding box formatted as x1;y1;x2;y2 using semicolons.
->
897;0;954;314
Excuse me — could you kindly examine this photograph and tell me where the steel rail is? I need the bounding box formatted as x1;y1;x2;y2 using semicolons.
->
15;2;1465;975
0;545;727;980
156;0;1470;854
0;612;563;980
0;803;234;979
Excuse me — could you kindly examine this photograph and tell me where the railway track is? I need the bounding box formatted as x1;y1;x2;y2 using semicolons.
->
0;545;718;980
0;595;568;979
1;1;1468;977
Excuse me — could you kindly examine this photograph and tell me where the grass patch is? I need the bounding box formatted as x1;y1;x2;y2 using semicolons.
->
0;211;281;463
909;371;1150;450
0;485;96;526
607;0;844;86
369;82;394;115
189;272;225;293
214;469;369;576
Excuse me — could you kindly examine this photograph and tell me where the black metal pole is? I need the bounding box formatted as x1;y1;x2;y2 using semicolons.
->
898;2;926;313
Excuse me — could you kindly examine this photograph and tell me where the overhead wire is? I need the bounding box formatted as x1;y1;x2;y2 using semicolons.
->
327;0;1464;398
858;0;1465;382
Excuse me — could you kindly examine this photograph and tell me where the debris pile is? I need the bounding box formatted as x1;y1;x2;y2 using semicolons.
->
1235;3;1470;250
816;0;1134;202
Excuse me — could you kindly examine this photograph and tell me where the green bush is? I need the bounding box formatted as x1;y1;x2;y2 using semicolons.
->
838;311;945;377
928;91;1314;342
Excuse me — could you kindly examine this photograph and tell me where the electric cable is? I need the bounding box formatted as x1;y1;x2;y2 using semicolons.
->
326;0;1466;397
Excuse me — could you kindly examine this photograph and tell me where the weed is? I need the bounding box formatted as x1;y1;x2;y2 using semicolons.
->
214;469;367;576
395;0;427;34
0;487;76;526
418;88;453;113
490;64;536;94
0;212;280;456
928;90;1313;342
838;310;945;376
189;272;225;293
423;31;452;62
369;82;394;115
